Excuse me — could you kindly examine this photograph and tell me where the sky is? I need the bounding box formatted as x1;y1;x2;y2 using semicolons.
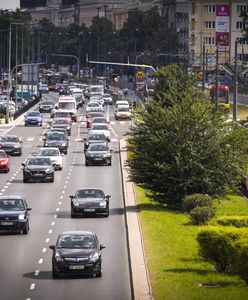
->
0;0;20;10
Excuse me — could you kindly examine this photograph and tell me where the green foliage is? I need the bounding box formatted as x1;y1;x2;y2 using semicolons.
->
0;113;5;119
232;240;248;284
211;216;248;228
190;206;215;225
182;194;213;213
197;227;240;273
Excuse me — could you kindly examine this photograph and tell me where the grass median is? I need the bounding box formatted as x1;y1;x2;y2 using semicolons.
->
135;187;248;300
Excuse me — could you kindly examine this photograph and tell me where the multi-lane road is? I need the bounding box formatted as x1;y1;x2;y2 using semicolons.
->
0;93;133;300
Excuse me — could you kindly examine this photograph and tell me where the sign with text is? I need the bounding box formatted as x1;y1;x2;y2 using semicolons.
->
216;4;230;52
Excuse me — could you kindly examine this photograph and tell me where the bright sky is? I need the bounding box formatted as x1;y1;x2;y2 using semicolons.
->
0;0;20;10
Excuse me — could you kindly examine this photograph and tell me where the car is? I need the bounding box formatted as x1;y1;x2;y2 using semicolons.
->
114;105;132;120
37;147;63;170
39;83;49;93
53;111;72;124
0;135;22;156
83;132;107;150
115;100;129;109
59;84;69;95
0;150;10;173
85;142;112;166
50;118;72;135
70;188;110;217
49;231;105;278
39;100;54;113
90;124;111;142
101;93;113;105
43;131;69;154
22;156;55;183
0;196;31;234
86;102;103;113
48;128;69;137
85;111;105;128
91;117;108;125
24;111;43;126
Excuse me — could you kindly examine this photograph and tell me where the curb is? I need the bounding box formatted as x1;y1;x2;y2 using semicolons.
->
119;138;153;300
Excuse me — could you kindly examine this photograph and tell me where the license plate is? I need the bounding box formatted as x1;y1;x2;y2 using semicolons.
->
34;173;43;177
1;221;13;226
84;209;95;212
94;158;102;161
69;265;84;270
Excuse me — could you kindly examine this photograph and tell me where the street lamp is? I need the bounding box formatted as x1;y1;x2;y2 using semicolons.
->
134;52;144;93
51;53;80;79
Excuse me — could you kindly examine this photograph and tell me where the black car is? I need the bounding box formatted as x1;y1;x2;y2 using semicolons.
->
0;135;22;156
85;143;112;166
49;231;105;278
43;131;69;154
83;133;107;151
70;188;110;217
39;100;54;113
50;118;71;135
0;195;31;234
22;156;55;183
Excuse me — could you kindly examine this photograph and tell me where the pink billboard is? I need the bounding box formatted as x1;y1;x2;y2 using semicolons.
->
216;4;230;51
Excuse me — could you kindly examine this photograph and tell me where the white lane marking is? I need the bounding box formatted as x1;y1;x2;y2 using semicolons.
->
4;185;8;188
62;191;65;194
54;214;57;218
45;238;50;243
110;121;116;125
68;173;71;176
27;138;34;141
60;196;63;199
35;270;40;276
75;138;81;142
120;121;125;125
42;248;47;253
67;176;70;179
1;189;5;192
0;193;2;196
11;176;15;179
48;229;53;234
38;259;43;264
111;138;118;142
30;283;35;290
51;221;55;226
110;125;119;139
26;298;31;300
56;208;60;211
65;181;68;184
63;185;67;189
8;180;12;183
106;104;110;122
39;138;43;141
58;202;61;206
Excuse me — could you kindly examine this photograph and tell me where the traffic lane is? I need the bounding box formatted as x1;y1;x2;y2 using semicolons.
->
22;140;132;300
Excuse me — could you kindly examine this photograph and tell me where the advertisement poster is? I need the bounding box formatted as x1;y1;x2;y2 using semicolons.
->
216;4;230;51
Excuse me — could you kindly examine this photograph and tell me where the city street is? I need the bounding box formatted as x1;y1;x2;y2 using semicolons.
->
0;93;133;300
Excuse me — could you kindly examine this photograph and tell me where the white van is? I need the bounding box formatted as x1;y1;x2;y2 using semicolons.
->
57;96;77;122
89;85;104;98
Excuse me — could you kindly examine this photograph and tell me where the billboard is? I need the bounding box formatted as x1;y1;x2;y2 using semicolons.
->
20;0;46;9
216;4;230;52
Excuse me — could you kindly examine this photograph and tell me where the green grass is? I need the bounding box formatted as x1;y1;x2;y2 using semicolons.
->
135;187;248;300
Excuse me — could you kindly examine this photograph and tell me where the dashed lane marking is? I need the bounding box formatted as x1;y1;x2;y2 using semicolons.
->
45;238;50;243
42;248;47;253
38;259;43;264
35;270;39;276
30;283;35;290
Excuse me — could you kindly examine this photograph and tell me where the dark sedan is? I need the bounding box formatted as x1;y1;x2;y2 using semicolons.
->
22;156;55;183
50;118;71;135
43;131;69;154
83;133;107;151
0;196;31;234
49;231;105;278
0;135;22;156
85;143;112;166
70;188;110;217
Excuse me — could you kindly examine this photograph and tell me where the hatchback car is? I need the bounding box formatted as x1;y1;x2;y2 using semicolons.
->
114;105;132;120
50;118;71;135
0;135;22;156
0;150;10;173
24;111;43;126
54;111;72;124
86;102;103;113
0;196;31;234
22;156;55;183
70;188;110;217
90;124;111;142
101;93;113;105
83;133;107;151
91;117;108;125
86;111;105;128
39;100;54;113
85;143;112;166
39;83;49;94
49;231;105;278
37;147;63;170
43;132;69;154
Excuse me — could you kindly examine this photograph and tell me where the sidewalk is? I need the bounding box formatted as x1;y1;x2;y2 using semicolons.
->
119;139;152;300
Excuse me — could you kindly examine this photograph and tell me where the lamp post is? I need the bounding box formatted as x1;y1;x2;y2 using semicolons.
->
134;52;144;93
233;39;239;121
78;31;84;81
51;53;79;79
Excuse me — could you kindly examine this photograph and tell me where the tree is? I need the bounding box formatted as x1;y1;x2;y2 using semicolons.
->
127;65;248;209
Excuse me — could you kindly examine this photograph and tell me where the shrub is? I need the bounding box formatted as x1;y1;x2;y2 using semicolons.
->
182;194;213;213
232;240;248;284
211;216;248;228
0;113;5;119
190;206;215;225
197;227;240;273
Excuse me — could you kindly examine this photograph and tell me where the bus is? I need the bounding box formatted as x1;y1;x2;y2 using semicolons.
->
209;85;230;109
47;74;63;91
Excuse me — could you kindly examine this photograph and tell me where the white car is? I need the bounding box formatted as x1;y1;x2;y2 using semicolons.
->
86;102;103;113
90;124;111;142
37;147;63;170
101;93;113;105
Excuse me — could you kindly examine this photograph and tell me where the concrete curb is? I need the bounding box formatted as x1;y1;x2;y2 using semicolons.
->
119;139;152;300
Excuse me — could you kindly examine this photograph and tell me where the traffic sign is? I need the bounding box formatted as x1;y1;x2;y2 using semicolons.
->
136;71;144;79
197;71;203;79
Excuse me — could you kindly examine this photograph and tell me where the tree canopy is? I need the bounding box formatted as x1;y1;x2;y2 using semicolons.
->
127;65;248;209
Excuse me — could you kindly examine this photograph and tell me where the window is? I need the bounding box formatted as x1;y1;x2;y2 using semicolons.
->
204;5;215;13
191;3;196;14
237;22;248;29
204;37;215;45
240;38;248;45
191;18;195;30
238;54;248;61
191;34;195;46
237;5;248;14
204;21;215;29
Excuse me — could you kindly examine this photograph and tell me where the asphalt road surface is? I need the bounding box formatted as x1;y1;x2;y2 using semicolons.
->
0;93;133;300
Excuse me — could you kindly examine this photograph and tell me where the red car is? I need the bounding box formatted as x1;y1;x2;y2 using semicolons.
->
86;111;105;128
0;150;10;173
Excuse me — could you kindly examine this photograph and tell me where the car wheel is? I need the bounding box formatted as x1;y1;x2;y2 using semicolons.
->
96;269;102;278
85;159;89;166
50;175;54;183
52;268;59;278
25;123;27;126
71;212;76;218
108;159;112;166
23;223;29;234
18;151;22;156
64;149;68;155
23;176;28;183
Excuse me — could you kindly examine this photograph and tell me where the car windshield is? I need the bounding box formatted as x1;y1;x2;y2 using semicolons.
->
27;112;40;117
47;134;65;141
88;103;99;107
41;101;53;105
88;134;105;141
39;149;59;156
55;112;70;118
27;157;52;165
57;234;95;249
53;119;68;125
118;106;129;112
103;94;111;97
0;136;19;143
91;124;108;130
92;118;106;123
0;151;7;157
75;189;105;198
58;102;75;109
0;199;25;211
88;144;108;151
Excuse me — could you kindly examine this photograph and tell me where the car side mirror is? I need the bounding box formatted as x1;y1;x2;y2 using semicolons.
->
20;140;23;143
106;195;111;198
27;208;32;211
69;195;74;199
21;162;25;166
110;149;113;153
49;245;55;250
83;138;86;141
100;244;106;250
42;138;45;141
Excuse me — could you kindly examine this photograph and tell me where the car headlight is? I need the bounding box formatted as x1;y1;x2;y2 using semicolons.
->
13;145;19;148
99;200;107;208
45;142;48;146
55;252;63;262
72;199;80;207
0;161;6;165
45;168;53;173
18;213;26;220
25;168;31;173
61;142;66;146
90;252;99;263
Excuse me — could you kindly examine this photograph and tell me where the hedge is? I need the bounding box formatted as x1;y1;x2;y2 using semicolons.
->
210;216;248;228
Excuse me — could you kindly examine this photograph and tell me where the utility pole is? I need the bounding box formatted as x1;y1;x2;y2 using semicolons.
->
215;46;219;110
202;41;206;91
233;39;238;121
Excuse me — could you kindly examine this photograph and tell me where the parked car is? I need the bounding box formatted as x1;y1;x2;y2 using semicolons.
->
85;142;112;166
50;118;72;135
43;131;69;154
24;111;43;126
49;231;105;278
22;156;55;183
0;150;10;173
114;105;132;120
39;100;54;113
37;147;63;170
39;83;49;94
70;188;110;217
90;124;111;142
0;135;22;156
0;195;31;234
83;132;107;150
